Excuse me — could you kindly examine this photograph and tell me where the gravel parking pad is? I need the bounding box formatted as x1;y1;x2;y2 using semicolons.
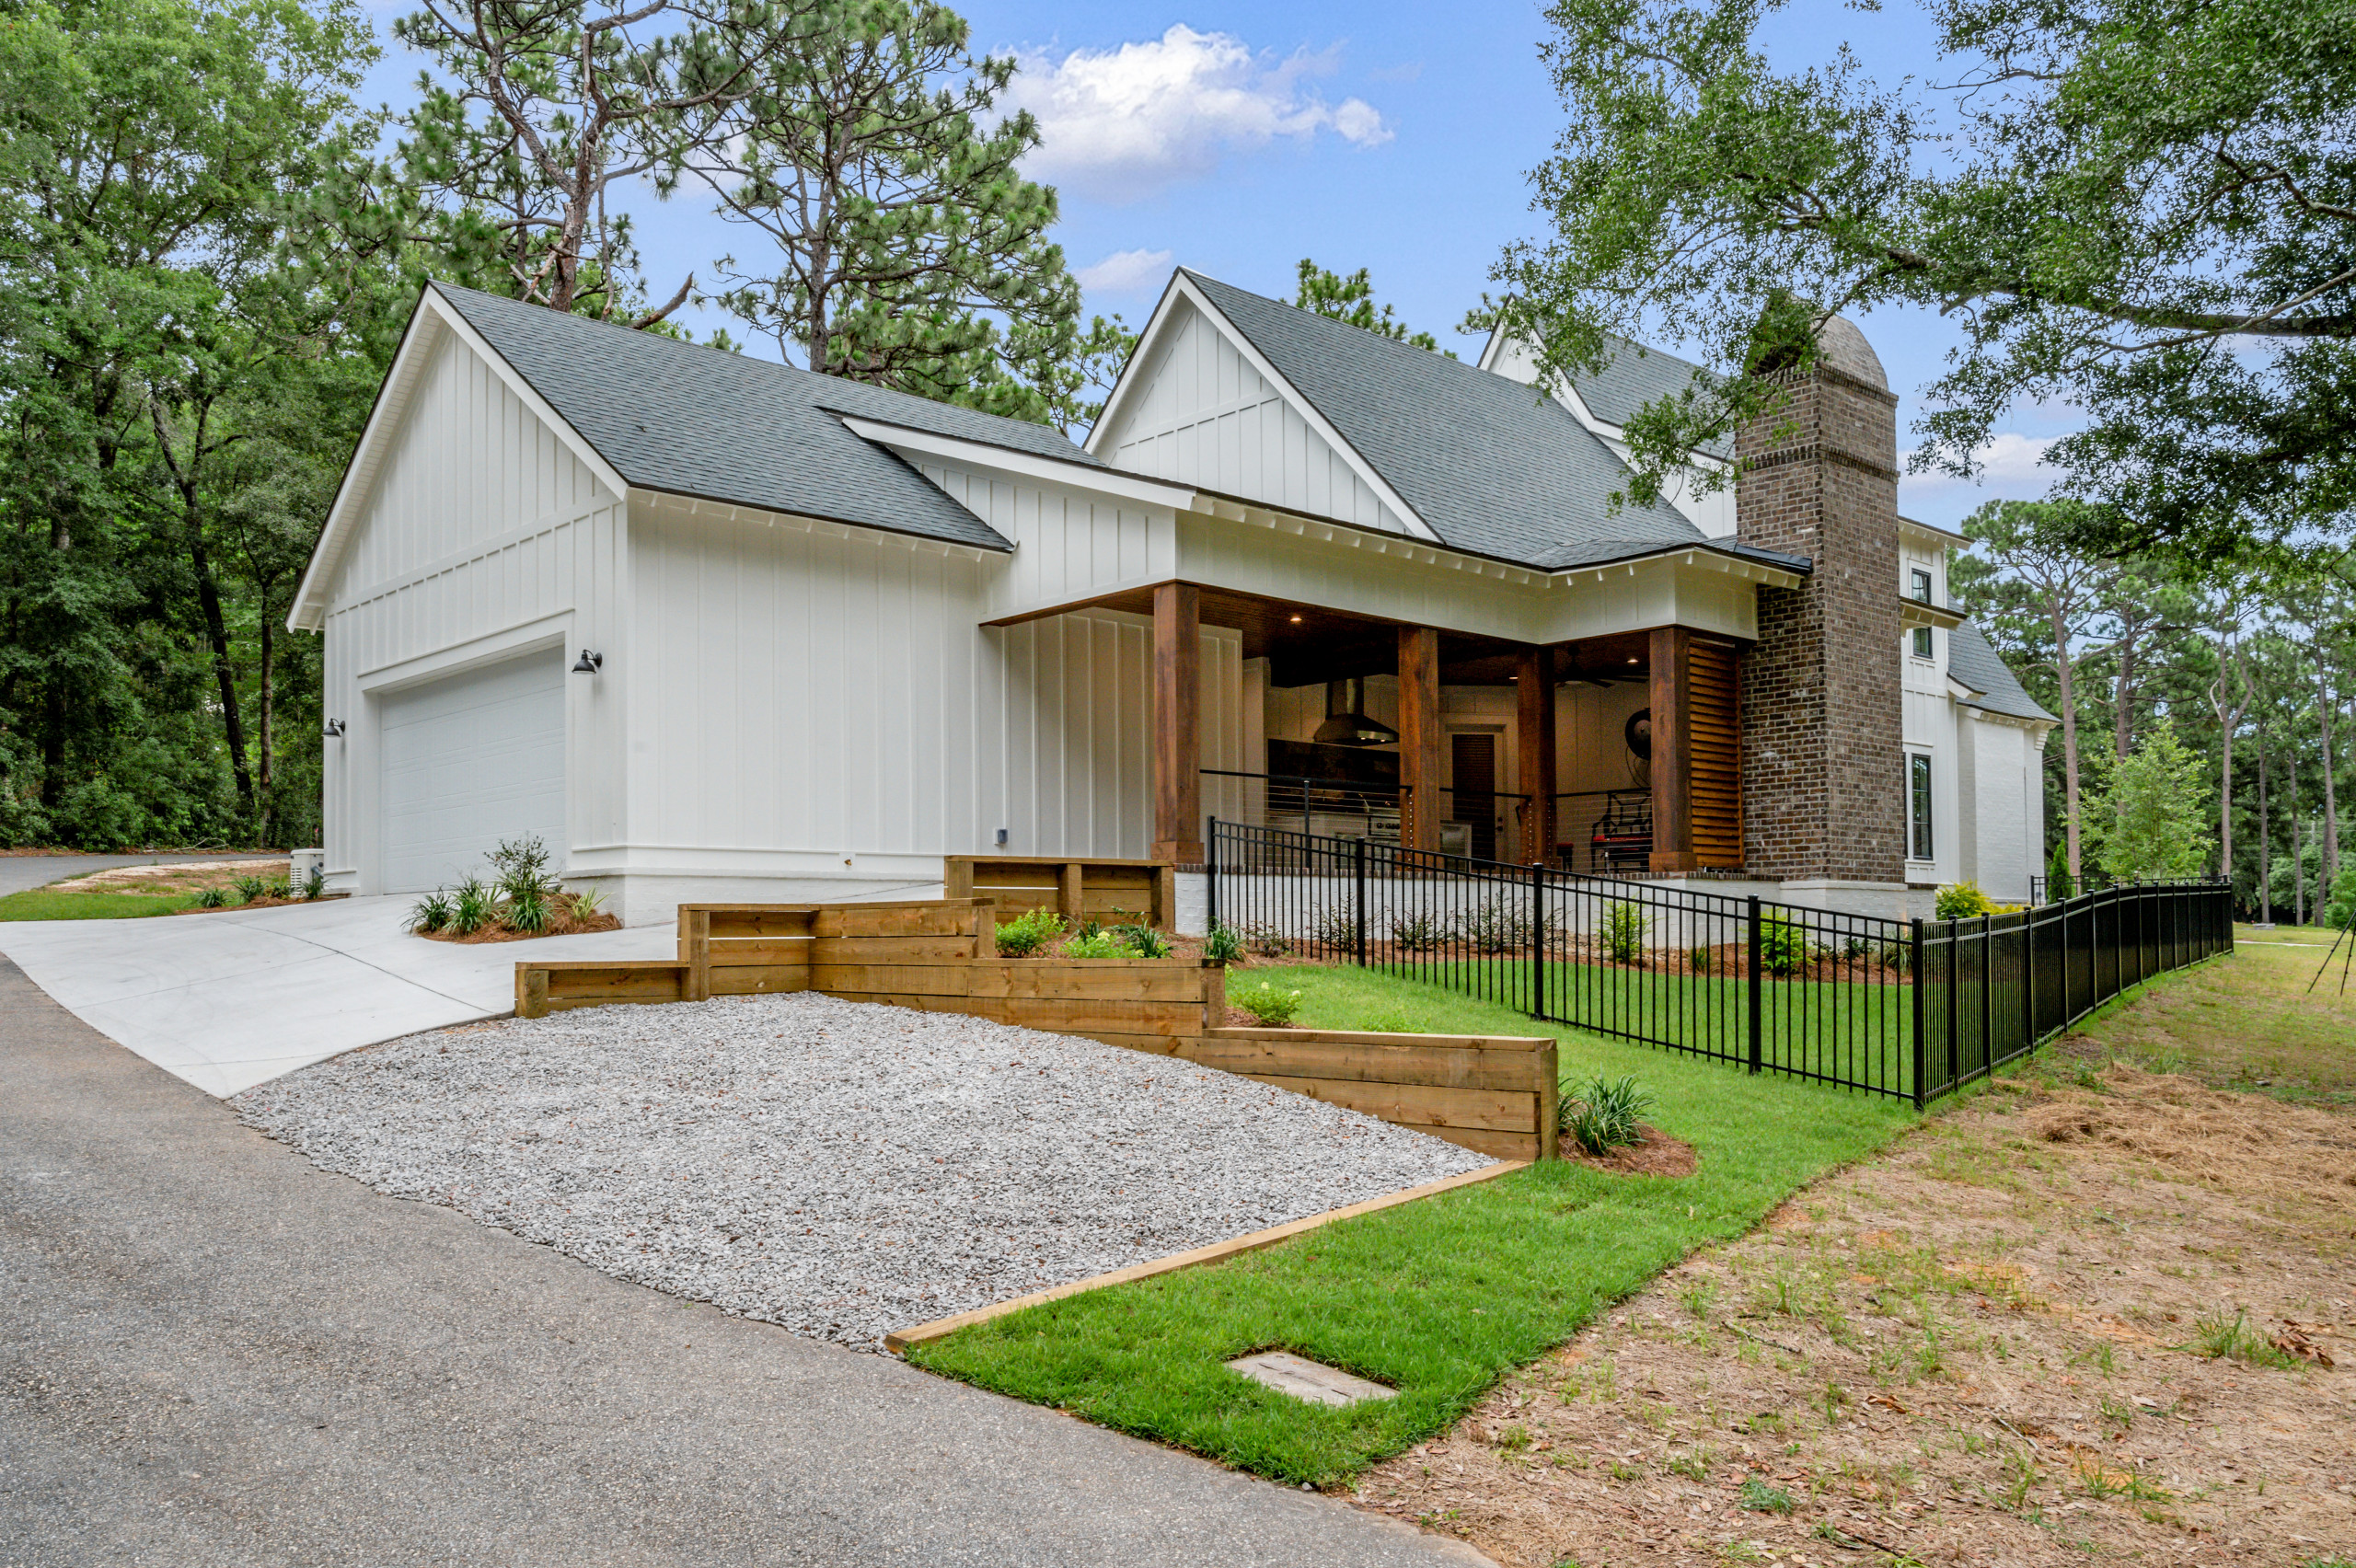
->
233;992;1491;1351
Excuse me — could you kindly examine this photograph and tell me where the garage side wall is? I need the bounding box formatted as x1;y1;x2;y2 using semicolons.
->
318;329;625;894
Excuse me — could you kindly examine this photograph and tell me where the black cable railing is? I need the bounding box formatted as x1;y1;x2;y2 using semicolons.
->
1207;817;2233;1105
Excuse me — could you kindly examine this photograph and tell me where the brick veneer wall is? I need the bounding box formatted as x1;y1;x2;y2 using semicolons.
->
1735;363;1906;882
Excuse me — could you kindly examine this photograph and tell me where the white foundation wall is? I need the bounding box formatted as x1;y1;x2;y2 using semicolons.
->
316;330;626;894
608;502;1244;924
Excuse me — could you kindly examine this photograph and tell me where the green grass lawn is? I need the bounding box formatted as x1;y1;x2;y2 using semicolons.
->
0;888;200;920
906;965;1915;1485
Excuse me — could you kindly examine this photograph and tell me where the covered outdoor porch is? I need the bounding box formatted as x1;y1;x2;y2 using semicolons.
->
994;582;1747;876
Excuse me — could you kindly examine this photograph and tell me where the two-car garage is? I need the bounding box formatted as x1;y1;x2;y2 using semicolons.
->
376;651;568;894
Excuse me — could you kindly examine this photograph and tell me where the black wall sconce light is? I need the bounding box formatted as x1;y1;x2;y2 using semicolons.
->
572;649;604;674
323;718;346;738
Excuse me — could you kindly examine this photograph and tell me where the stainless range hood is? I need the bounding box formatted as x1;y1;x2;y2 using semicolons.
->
1311;677;1399;747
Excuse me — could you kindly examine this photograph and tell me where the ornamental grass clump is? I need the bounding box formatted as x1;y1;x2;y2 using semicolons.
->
1559;1072;1656;1156
1204;922;1243;963
1235;982;1305;1027
408;889;455;933
1600;900;1647;963
1114;923;1171;958
449;877;494;936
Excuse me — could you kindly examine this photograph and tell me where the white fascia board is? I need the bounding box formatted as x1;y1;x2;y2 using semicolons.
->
1557;547;1806;592
1900;515;1969;548
837;415;1199;511
1082;271;1192;459
1900;597;1967;629
1118;272;1444;547
286;287;629;633
629;487;998;562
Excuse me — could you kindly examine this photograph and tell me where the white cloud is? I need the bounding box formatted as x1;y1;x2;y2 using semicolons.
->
1006;25;1392;202
1075;247;1175;294
1900;431;2060;498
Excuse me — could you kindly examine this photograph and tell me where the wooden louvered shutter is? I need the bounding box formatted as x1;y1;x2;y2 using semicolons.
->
1691;638;1743;868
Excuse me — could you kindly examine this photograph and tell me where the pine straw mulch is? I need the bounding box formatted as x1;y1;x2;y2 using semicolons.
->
1349;1066;2356;1568
415;907;622;943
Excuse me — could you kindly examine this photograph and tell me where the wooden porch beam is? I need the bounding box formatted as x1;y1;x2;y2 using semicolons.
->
1398;626;1442;853
1649;626;1697;874
1517;646;1556;864
1152;582;1203;864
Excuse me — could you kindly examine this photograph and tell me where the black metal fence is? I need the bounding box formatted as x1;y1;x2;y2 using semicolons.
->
1207;819;2233;1106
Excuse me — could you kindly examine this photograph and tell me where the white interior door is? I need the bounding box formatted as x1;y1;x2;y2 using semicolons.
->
378;651;567;893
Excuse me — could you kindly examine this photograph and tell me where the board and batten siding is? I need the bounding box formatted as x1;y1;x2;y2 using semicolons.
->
919;459;1174;620
317;329;626;892
1098;297;1417;536
623;504;1245;870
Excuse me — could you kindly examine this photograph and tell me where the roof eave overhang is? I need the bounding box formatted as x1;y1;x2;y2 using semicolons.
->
1900;514;1969;548
1901;597;1968;629
837;414;1199;512
1548;542;1809;590
627;485;1006;559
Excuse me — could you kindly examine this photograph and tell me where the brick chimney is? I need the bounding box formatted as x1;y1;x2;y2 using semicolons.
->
1735;317;1906;883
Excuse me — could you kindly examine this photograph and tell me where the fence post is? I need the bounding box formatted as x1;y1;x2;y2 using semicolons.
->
1946;910;1960;1093
1911;917;1928;1109
1206;818;1220;933
1981;911;1994;1077
2022;903;2038;1050
1746;895;1763;1075
1530;861;1546;1020
1353;836;1369;969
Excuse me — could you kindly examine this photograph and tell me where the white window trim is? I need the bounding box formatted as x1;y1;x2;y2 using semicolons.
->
1905;748;1936;868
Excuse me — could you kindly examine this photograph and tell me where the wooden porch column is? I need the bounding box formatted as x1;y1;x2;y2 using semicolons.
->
1649;625;1697;873
1152;582;1203;864
1517;645;1556;863
1397;626;1443;853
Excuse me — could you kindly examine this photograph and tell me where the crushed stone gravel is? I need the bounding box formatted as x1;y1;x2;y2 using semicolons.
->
232;992;1491;1351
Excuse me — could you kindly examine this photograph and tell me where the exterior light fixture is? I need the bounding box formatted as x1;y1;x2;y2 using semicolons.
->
572;649;604;674
323;718;346;738
1288;614;1302;623
1626;656;1639;664
994;827;1009;846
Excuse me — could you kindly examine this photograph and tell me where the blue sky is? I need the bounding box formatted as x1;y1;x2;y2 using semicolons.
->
358;0;2066;529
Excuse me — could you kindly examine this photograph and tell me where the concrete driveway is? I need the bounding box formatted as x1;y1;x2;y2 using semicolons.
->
0;895;671;1097
0;958;1485;1568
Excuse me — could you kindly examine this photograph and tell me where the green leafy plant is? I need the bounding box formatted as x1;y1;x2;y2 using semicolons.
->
450;878;494;937
232;874;267;904
1936;882;1995;920
1204;922;1242;963
995;906;1066;957
1242;920;1295;958
1738;1478;1794;1515
1235;982;1304;1027
1114;923;1171;958
408;889;454;933
1757;915;1810;976
507;890;550;934
1559;1073;1655;1154
1390;912;1449;951
2189;1309;2301;1370
1597;900;1647;963
1063;928;1126;958
567;886;606;919
194;885;229;909
301;865;328;900
1073;917;1105;942
1688;943;1713;972
489;835;559;903
1877;939;1911;973
264;880;291;900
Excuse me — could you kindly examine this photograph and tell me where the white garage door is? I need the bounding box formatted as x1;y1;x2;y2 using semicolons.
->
378;651;568;894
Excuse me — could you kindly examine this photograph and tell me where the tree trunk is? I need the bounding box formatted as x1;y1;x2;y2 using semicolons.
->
2319;667;2341;899
2053;605;2083;882
257;612;275;845
2256;727;2271;923
2220;723;2234;885
162;400;255;813
2114;635;2136;761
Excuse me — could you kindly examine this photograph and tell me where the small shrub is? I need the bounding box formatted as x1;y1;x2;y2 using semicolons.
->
1757;915;1810;976
489;835;558;902
1242;920;1294;958
1063;928;1126;958
567;886;606;919
1935;882;1995;920
450;878;494;936
1390;911;1449;951
1877;939;1911;973
408;889;454;932
1204;922;1243;963
1114;923;1171;958
1600;900;1647;963
1688;943;1713;973
1310;904;1361;951
1738;1478;1795;1515
507;890;550;934
194;885;229;909
232;874;267;904
995;906;1065;957
1073;917;1105;942
301;865;328;900
1559;1073;1655;1154
264;880;291;901
1459;898;1530;954
1235;982;1304;1026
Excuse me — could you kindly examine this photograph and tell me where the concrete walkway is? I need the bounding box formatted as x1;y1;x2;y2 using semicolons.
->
0;959;1486;1568
0;895;672;1096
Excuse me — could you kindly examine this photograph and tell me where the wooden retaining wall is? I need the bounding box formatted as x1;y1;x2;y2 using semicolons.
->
1174;1030;1558;1162
943;856;1174;930
514;901;1556;1159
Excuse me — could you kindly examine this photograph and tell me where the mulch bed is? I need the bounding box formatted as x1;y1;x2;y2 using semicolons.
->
1560;1123;1696;1176
418;911;623;943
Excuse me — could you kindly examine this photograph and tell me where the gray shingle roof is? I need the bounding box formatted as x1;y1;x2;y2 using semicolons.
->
1565;336;1732;459
1948;621;2057;722
1181;271;1738;572
434;283;1109;552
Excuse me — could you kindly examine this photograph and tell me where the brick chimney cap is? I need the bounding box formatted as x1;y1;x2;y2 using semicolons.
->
1816;315;1887;390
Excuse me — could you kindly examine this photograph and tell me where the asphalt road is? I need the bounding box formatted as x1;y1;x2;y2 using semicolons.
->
0;957;1487;1568
0;852;280;897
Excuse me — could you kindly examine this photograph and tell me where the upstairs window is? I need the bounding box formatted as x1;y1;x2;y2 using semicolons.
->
1910;567;1934;602
1912;625;1934;660
1908;569;1935;658
1909;753;1934;861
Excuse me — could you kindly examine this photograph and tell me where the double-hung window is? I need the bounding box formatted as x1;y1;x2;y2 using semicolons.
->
1908;753;1934;862
1909;568;1934;660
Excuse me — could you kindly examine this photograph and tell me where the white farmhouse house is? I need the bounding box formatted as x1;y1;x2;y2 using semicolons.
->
291;271;2051;926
